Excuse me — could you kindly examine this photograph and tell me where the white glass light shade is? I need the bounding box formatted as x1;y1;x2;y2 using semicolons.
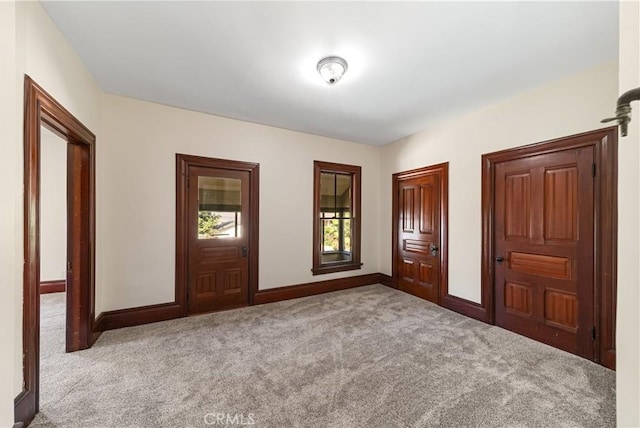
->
317;57;348;85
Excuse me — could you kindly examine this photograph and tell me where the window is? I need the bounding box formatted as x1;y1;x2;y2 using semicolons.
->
312;161;362;275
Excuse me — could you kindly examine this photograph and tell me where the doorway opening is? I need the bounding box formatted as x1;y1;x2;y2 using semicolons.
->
176;154;260;315
481;127;617;369
38;124;69;411
16;76;98;425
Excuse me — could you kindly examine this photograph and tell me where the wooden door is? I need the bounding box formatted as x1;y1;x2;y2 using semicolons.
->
187;166;250;314
396;168;444;304
494;146;595;358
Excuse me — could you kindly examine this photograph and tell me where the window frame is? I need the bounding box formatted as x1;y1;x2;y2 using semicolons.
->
312;160;362;275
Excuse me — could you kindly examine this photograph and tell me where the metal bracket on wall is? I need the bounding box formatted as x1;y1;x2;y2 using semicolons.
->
602;87;640;137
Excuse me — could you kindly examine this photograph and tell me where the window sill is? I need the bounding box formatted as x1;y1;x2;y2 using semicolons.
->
311;262;363;276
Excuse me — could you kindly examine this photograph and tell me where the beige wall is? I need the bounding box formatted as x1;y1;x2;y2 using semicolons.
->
0;1;20;424
40;126;68;282
379;61;618;303
97;94;381;313
617;2;640;426
21;3;102;132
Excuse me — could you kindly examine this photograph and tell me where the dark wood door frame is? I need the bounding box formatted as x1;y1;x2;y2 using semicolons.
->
17;76;98;425
482;127;617;369
176;154;260;313
392;162;449;303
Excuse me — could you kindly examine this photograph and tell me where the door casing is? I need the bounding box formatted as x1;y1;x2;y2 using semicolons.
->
176;154;260;314
482;127;617;369
392;163;449;303
18;76;98;425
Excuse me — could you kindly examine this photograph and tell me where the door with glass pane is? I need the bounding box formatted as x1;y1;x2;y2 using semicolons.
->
187;166;250;313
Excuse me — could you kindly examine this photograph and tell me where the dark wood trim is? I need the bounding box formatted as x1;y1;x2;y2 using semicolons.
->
39;279;65;294
379;273;394;288
480;153;495;324
14;391;34;428
93;273;387;330
94;303;183;331
481;127;617;369
391;173;399;289
597;130;618;370
311;262;364;275
312;160;362;275
175;154;260;313
20;76;97;425
254;273;381;305
441;294;490;323
391;162;449;304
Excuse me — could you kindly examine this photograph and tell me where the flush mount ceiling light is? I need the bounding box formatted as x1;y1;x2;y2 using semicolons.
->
317;56;348;85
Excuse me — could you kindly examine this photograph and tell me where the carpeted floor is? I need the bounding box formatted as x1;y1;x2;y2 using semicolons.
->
33;285;615;428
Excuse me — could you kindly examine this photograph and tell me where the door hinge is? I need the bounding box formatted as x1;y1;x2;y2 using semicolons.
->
592;163;596;177
591;326;596;340
67;261;72;272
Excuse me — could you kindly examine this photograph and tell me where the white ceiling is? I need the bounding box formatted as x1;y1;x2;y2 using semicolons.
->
40;1;618;146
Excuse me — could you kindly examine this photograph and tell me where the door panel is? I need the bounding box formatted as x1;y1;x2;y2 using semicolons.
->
402;187;415;232
187;166;250;314
504;172;531;239
494;146;594;358
509;252;572;279
397;171;442;303
544;167;578;241
420;184;435;233
504;281;532;316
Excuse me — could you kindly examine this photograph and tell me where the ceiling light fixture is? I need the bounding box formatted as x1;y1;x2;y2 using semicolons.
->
317;56;348;85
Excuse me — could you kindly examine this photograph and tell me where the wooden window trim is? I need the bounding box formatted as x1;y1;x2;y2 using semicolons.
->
312;161;362;275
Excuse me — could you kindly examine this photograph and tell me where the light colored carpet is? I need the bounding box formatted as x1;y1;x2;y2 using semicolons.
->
39;291;66;408
34;285;615;428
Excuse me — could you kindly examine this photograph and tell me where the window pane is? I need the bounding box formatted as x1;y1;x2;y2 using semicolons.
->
321;218;352;264
322;219;340;251
198;176;242;239
343;219;351;252
320;172;336;212
336;174;351;211
319;172;353;261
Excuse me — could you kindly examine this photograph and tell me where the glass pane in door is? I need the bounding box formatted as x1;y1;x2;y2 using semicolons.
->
197;176;242;239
